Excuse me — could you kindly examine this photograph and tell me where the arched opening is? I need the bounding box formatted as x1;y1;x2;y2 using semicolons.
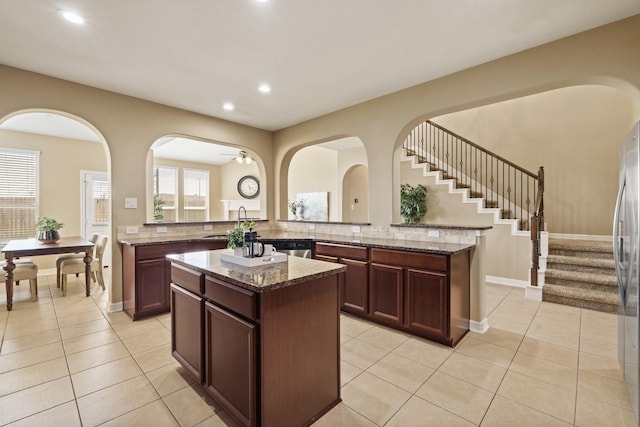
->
342;165;368;223
285;136;367;222
0;109;111;298
147;136;265;223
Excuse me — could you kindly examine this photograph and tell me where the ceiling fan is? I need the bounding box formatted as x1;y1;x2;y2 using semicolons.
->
221;150;253;164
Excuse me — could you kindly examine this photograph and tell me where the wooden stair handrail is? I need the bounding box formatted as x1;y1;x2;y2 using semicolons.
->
427;120;538;179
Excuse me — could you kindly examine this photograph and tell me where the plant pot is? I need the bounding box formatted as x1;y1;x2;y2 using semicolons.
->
36;230;60;244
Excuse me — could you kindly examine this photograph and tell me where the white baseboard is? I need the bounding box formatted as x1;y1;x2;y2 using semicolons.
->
108;301;123;312
485;275;529;288
470;318;489;334
548;233;612;242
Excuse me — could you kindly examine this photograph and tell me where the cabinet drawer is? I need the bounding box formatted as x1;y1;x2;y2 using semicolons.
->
205;276;257;321
315;242;368;261
137;243;189;261
370;248;447;271
171;264;203;295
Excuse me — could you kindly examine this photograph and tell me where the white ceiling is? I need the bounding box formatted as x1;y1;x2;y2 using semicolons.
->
1;0;639;133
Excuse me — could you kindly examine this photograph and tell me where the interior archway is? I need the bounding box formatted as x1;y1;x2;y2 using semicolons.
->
0;109;112;295
148;136;265;223
285;137;367;222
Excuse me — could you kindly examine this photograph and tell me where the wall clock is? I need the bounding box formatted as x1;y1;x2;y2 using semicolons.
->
237;175;260;199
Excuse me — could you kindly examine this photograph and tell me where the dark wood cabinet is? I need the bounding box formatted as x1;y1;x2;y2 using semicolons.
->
369;248;470;346
405;268;448;340
122;239;226;320
315;241;471;346
170;283;203;382
315;242;369;316
205;302;256;427
169;254;341;427
369;262;404;325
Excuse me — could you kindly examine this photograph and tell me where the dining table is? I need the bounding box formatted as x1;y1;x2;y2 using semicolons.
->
2;237;94;311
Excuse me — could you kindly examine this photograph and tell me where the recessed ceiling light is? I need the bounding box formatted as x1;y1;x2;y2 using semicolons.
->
59;10;85;24
256;0;269;3
223;102;234;111
258;84;271;94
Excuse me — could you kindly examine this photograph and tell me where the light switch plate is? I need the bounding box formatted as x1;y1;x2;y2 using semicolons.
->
352;226;361;233
157;226;167;233
308;224;316;230
428;230;440;238
125;226;138;234
203;224;213;231
124;197;137;209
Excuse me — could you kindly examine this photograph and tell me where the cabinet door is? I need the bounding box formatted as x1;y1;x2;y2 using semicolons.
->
170;284;203;382
137;258;170;315
315;254;346;310
342;258;368;316
369;263;403;325
405;268;448;340
205;302;256;427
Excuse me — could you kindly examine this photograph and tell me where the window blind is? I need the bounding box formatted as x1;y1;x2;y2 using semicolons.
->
183;169;208;222
0;148;39;240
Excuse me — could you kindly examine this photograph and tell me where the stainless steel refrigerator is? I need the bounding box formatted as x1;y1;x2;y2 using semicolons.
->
615;121;640;423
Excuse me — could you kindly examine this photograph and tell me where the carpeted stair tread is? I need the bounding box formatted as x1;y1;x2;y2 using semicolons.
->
543;284;618;313
548;239;613;253
544;268;617;287
546;254;615;270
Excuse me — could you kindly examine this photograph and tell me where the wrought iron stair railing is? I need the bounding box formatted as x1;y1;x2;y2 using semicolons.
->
402;119;545;285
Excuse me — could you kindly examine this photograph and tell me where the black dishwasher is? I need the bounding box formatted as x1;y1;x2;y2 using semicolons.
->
262;239;313;258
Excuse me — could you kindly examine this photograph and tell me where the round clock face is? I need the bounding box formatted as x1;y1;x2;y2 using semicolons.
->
238;175;260;199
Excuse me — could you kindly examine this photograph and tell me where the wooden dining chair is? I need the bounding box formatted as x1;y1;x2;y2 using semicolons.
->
59;235;108;296
55;233;99;288
0;259;39;301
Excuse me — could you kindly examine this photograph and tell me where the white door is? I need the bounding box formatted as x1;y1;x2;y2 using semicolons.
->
81;171;110;268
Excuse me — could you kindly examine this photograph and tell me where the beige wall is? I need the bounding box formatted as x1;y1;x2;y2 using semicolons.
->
288;146;338;220
433;85;636;236
343;165;369;223
219;161;261;220
0;128;107;269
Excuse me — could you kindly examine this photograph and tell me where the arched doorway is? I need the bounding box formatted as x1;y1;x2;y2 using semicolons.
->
0;109;111;290
286;137;368;222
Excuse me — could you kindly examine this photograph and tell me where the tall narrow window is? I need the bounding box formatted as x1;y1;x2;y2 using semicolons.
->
183;169;209;222
153;166;177;222
0;148;39;241
92;179;109;224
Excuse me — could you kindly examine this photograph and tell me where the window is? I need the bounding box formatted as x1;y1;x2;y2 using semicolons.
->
0;148;39;241
92;179;109;224
153;166;177;222
183;169;208;222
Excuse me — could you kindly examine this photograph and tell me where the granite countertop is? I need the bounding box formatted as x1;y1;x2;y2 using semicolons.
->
167;250;346;293
119;230;476;255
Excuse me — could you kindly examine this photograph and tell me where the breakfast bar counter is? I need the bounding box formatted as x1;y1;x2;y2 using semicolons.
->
167;250;345;427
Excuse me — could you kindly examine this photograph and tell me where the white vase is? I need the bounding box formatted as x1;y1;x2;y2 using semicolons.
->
296;206;303;220
233;247;244;257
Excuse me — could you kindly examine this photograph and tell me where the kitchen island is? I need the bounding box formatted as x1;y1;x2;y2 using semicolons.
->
167;249;346;427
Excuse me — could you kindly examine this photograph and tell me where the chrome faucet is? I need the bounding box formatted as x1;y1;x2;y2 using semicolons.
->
237;206;247;228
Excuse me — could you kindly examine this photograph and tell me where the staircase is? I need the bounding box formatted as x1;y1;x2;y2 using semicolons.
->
543;239;617;313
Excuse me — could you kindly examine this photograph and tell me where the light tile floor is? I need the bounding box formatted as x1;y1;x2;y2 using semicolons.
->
0;272;636;426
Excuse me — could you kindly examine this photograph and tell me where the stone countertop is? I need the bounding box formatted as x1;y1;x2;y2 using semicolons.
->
167;249;346;293
119;230;476;255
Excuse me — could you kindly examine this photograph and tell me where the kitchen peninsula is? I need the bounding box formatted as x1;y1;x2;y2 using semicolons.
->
167;250;345;427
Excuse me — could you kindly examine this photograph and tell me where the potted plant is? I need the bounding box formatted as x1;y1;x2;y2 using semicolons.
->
227;220;256;255
400;183;427;224
36;216;64;243
153;194;165;221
